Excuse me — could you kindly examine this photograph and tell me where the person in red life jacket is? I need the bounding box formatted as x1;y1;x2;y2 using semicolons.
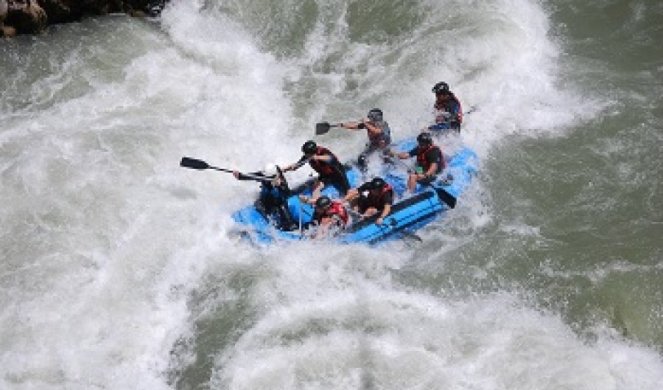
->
338;108;392;169
429;81;462;133
283;140;350;198
344;177;394;225
299;195;349;239
388;132;445;194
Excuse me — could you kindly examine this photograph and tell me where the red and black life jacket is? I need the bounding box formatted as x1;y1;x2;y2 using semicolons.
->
315;201;349;227
362;184;393;210
416;145;444;173
434;94;463;124
309;146;341;176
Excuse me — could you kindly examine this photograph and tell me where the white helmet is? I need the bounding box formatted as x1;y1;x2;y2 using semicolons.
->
263;163;278;177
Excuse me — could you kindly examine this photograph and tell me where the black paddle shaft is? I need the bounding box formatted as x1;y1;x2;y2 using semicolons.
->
180;156;281;183
180;157;233;173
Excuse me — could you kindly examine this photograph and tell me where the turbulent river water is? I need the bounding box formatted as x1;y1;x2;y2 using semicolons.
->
1;1;662;389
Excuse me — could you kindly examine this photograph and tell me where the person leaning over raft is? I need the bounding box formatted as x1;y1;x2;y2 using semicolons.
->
344;177;394;225
429;81;463;132
233;163;298;231
282;140;350;198
298;195;349;239
387;132;444;194
337;108;392;168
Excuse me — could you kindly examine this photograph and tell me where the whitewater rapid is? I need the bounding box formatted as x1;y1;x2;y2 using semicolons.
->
1;0;661;389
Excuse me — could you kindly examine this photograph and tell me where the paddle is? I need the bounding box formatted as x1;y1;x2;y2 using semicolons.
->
315;122;341;135
179;157;269;182
385;155;457;209
180;157;233;172
389;219;422;242
464;106;478;116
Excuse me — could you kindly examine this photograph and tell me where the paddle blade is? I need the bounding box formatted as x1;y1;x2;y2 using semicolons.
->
315;122;332;135
435;187;457;209
180;157;209;170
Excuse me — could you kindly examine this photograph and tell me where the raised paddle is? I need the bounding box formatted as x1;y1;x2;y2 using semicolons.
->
180;157;233;172
179;157;269;182
315;122;341;135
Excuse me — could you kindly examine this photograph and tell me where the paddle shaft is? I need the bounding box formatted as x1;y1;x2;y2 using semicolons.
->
208;166;234;174
464;106;477;115
201;165;269;182
180;157;271;182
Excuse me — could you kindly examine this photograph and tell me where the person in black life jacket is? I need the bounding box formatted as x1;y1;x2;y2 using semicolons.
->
299;195;349;239
233;163;297;231
388;132;445;194
429;81;462;132
344;177;394;225
282;140;350;198
338;108;392;169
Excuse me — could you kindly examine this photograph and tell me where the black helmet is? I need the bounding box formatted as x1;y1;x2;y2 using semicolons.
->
432;81;450;95
370;177;386;189
302;140;317;154
417;132;433;145
367;108;383;122
315;195;332;209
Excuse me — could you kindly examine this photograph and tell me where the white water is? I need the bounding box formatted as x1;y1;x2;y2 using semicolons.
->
1;0;661;389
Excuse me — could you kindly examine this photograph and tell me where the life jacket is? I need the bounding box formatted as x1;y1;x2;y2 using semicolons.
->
416;145;444;173
367;121;392;147
434;94;463;125
362;184;393;210
309;146;341;176
315;201;349;227
260;182;287;204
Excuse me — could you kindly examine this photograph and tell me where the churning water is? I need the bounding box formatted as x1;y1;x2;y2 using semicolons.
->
1;0;662;389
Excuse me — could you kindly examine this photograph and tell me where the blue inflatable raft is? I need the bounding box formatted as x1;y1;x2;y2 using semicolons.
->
231;139;478;245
